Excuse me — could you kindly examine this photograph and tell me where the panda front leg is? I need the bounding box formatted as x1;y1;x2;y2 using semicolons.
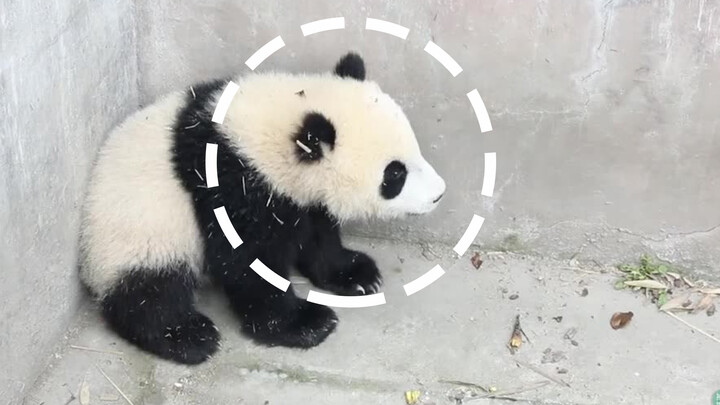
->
216;255;339;348
295;208;383;296
100;266;220;365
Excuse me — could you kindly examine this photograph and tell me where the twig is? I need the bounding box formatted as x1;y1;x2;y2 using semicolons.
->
470;381;550;402
514;360;571;388
438;379;490;392
664;311;720;344
469;395;519;402
495;381;550;397
557;266;603;275
70;345;124;356
96;365;135;405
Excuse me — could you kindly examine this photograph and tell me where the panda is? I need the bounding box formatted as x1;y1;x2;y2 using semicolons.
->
78;52;446;365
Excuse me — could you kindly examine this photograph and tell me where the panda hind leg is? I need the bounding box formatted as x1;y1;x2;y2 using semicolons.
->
219;263;338;349
100;266;220;365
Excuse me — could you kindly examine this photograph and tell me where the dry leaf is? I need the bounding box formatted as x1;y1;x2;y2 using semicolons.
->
624;280;668;290
610;312;633;329
666;272;681;279
471;252;483;269
692;295;715;313
660;295;692;312
698;288;720;295
682;276;695;288
79;379;90;405
509;315;523;352
404;390;421;404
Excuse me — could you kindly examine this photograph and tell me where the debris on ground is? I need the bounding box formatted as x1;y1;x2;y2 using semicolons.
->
419;242;441;260
514;360;571;388
579;287;589;297
692;294;715;314
508;315;528;353
552;316;563;323
404;390;435;405
404;390;421;404
563;327;579;346
96;365;135;405
610;312;633;330
541;348;567;364
78;378;90;405
470;252;483;269
509;293;519;300
614;255;720;312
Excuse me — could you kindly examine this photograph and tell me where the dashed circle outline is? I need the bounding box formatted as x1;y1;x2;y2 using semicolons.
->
204;17;496;308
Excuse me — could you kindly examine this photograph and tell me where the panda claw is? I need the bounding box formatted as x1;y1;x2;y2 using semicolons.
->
355;285;365;295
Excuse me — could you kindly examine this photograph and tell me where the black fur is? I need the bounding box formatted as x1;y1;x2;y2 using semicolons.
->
101;266;220;365
158;77;379;357
293;112;336;162
334;52;365;81
381;160;408;199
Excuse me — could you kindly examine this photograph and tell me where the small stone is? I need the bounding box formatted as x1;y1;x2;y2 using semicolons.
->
509;294;519;300
557;368;568;374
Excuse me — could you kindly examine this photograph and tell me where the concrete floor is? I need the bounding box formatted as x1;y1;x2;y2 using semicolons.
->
24;237;720;405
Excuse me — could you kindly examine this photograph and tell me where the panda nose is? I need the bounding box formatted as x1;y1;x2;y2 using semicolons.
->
432;193;444;204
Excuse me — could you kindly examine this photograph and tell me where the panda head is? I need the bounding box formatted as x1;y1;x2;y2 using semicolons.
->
224;52;446;222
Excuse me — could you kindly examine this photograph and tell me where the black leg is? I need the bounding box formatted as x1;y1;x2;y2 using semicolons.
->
101;267;220;365
296;208;383;296
214;252;338;348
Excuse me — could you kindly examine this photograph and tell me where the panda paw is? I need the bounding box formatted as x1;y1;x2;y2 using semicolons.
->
325;250;383;296
242;302;338;348
160;312;221;365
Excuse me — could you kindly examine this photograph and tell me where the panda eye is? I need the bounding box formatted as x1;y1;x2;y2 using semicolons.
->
381;160;407;199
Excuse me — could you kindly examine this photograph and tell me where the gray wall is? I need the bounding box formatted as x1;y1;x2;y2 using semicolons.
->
0;1;138;403
137;0;720;280
2;1;719;400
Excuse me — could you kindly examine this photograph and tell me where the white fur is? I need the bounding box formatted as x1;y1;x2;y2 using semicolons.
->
79;70;445;296
217;72;446;222
79;92;204;296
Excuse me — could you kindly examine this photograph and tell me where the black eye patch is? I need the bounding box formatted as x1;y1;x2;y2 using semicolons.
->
381;160;407;199
293;112;336;163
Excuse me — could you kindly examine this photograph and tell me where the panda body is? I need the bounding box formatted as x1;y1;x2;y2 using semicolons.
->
78;53;446;364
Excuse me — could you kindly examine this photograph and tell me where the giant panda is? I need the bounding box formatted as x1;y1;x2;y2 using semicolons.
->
78;52;446;365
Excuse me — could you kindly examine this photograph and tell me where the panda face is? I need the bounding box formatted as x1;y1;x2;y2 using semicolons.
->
220;52;446;222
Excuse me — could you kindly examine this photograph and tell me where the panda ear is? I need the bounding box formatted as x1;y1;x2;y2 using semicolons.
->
334;52;365;81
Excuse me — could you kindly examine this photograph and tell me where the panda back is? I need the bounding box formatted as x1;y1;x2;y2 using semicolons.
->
79;92;204;297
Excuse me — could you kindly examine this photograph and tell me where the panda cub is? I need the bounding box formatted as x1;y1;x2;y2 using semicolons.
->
78;52;446;365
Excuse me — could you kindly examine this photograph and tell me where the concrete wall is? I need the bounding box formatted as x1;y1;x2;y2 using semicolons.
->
1;0;718;401
0;1;138;403
136;0;720;280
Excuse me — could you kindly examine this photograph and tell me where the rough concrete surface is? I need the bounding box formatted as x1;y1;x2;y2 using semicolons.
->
24;237;720;405
5;1;720;404
0;0;138;403
133;0;720;281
